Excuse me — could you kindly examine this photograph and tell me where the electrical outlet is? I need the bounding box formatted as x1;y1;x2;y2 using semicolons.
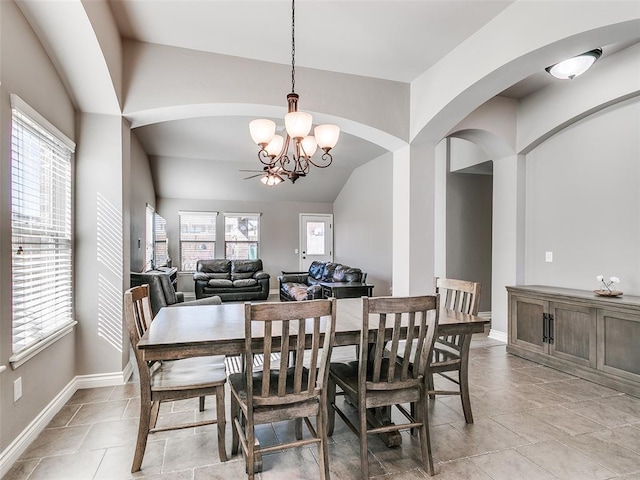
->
14;377;22;402
545;251;553;263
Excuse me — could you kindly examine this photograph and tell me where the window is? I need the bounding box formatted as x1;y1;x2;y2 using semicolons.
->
224;213;260;260
179;211;217;271
10;95;75;357
154;213;168;267
145;204;154;270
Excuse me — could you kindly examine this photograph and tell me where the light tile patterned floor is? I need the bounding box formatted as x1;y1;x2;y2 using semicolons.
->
4;334;640;480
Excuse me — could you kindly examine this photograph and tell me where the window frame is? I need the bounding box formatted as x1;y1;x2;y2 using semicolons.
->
9;94;77;367
223;212;261;261
179;211;218;272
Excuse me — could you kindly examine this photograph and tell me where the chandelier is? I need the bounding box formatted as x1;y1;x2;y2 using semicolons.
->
249;0;340;185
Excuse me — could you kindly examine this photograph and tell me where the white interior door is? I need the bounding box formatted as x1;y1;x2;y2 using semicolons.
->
299;214;333;271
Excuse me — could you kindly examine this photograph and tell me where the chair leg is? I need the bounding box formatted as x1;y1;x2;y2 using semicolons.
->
359;399;369;479
199;395;206;412
459;334;474;424
295;418;303;440
231;394;240;456
316;408;330;480
326;376;336;436
459;367;473;423
132;396;152;473
427;371;435;399
216;385;227;462
149;400;161;430
246;414;255;480
418;396;435;476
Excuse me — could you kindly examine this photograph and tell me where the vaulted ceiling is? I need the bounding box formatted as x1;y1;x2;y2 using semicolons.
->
16;1;638;203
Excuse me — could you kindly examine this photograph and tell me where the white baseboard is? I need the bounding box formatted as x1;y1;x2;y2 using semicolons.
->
0;362;133;478
488;329;508;343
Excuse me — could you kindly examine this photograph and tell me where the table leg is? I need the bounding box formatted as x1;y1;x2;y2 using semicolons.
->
366;407;402;447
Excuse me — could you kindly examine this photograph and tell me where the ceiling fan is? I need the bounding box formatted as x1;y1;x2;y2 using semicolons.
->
239;167;269;180
239;166;286;186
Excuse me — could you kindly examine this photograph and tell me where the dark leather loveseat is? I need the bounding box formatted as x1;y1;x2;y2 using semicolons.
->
193;259;270;302
279;261;366;301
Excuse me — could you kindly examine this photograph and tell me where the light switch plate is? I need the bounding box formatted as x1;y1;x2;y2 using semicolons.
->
545;251;553;263
14;377;22;402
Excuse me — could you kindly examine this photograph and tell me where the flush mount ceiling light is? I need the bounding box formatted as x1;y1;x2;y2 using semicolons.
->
545;48;602;80
249;0;340;185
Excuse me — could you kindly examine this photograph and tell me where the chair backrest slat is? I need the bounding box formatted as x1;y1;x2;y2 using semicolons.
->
361;295;439;391
244;299;336;406
434;277;481;315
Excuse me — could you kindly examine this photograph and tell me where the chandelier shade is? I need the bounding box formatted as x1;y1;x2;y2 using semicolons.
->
248;0;340;184
249;119;276;147
285;110;313;139
314;124;340;151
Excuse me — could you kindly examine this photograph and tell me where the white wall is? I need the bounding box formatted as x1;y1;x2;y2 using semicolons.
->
334;152;394;296
524;98;640;295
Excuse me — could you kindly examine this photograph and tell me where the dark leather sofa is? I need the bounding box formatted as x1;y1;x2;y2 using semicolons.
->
193;259;270;302
278;261;366;301
131;270;222;317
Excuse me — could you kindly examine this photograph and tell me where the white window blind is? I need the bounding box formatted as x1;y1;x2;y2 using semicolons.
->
179;211;217;271
145;204;154;270
10;97;75;356
224;213;260;260
154;213;168;267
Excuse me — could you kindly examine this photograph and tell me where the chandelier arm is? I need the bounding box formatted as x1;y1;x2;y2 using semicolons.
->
307;152;333;168
258;149;275;166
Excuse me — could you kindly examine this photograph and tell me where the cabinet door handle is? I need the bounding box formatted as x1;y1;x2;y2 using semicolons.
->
548;314;554;344
542;313;549;343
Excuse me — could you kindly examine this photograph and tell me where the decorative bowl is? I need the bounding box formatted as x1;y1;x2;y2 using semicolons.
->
593;290;623;297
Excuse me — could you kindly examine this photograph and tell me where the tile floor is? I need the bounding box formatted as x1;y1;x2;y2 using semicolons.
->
4;334;640;480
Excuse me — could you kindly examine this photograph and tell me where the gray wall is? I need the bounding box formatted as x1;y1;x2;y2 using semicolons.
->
155;197;333;293
129;135;156;273
446;170;493;312
524;98;640;294
334;153;394;297
0;0;77;451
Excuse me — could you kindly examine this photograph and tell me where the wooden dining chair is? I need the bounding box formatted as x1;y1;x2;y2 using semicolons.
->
124;285;228;473
229;299;337;480
327;295;440;478
429;276;481;423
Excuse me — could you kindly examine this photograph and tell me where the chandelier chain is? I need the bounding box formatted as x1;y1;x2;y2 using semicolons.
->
291;0;296;93
249;0;338;185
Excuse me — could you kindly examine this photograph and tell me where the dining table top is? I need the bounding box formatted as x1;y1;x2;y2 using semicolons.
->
137;297;489;361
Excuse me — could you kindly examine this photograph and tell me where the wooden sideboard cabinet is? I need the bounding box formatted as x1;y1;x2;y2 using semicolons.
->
507;285;640;397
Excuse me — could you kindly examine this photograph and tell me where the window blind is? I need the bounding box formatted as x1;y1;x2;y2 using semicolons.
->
179;211;217;271
145;204;154;270
11;102;75;355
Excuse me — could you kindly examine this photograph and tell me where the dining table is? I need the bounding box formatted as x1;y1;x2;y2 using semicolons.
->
138;297;489;360
137;297;489;455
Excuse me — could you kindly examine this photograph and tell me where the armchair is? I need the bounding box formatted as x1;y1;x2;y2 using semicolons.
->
131;270;222;316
